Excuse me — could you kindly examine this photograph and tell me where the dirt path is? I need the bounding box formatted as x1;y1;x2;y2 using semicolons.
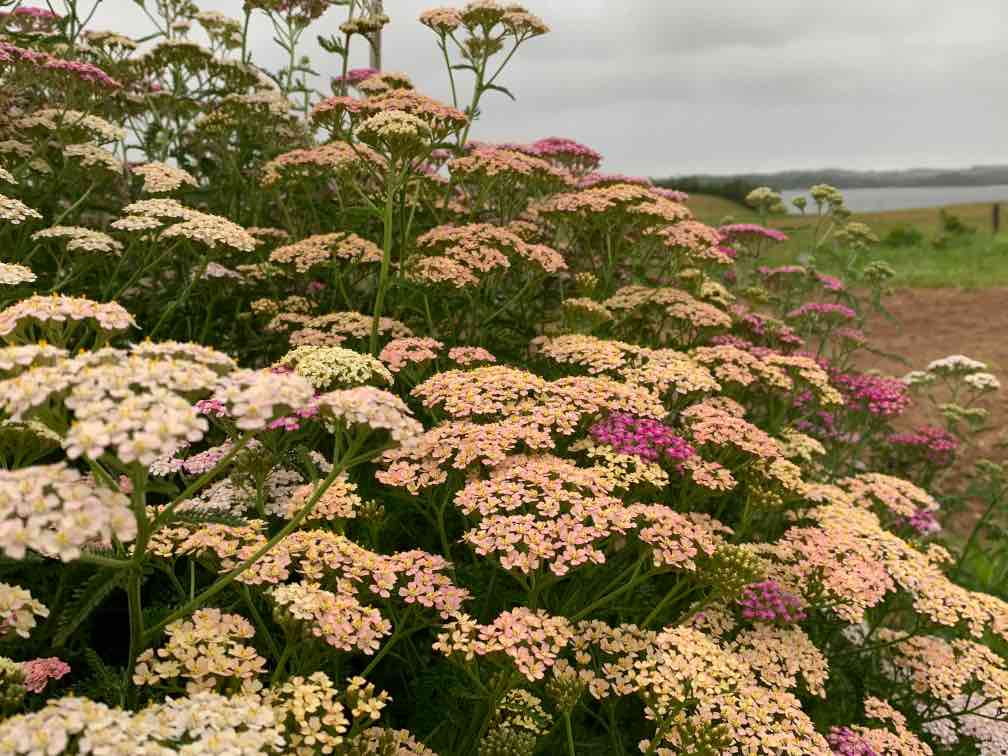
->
859;287;1008;476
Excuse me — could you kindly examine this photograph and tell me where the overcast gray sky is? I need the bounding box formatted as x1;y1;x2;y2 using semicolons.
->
94;0;1006;177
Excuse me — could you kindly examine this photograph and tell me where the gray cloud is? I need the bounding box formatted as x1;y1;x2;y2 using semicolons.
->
92;0;1007;176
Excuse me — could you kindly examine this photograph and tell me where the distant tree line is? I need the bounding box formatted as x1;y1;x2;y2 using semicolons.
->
655;164;1008;198
652;176;762;205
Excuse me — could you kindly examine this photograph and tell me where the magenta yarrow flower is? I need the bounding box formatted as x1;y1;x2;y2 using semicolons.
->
334;67;379;86
0;42;120;89
905;508;941;536
589;413;694;465
827;727;877;756
831;371;910;417
267;398;320;432
888;425;958;467
6;6;61;19
816;272;846;292
194;398;228;417
739;580;806;625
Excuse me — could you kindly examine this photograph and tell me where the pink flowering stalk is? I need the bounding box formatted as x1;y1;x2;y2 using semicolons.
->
0;6;61;30
21;657;70;694
721;224;788;243
589;413;694;465
332;67;380;87
529;136;602;175
816;272;846;292
787;302;857;322
887;425;957;468
0;42;121;89
831;371;911;417
903;508;941;536
739;580;806;624
195;398;228;418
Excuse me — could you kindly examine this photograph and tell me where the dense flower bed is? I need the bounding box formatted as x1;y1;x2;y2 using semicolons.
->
0;1;1005;754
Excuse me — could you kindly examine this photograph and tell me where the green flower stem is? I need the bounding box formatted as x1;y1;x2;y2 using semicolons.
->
559;556;643;616
243;585;281;661
124;470;151;705
642;581;695;629
562;712;576;756
52;181;97;226
571;562;657;622
149;432;255;532
435;496;453;561
478;275;538;328
439;37;459;109
361;622;427;678
468;669;515;754
148;255;208;339
76;552;131;569
369;168;402;355
954;489;1001;575
271;642;296;685
141;431;368;646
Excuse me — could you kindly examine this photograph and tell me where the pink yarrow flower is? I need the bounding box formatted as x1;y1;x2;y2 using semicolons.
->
21;657;70;693
888;425;958;467
720;223;788;243
589;413;694;465
333;67;379;86
739;580;806;624
827;727;878;756
787;302;857;321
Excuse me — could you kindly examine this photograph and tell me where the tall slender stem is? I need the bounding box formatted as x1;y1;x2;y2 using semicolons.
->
369;168;399;355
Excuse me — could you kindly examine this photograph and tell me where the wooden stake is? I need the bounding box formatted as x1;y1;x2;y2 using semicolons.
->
369;0;383;70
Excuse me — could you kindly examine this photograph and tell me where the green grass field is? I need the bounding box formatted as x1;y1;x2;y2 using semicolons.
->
689;196;1008;288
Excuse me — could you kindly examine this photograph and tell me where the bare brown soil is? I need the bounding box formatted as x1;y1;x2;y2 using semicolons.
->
859;288;1008;500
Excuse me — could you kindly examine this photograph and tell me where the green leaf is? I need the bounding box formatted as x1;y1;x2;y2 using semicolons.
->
318;34;346;55
483;83;516;101
54;570;125;647
82;646;126;705
166;509;250;528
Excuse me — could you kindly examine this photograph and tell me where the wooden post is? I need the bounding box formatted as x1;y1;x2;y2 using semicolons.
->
369;0;383;71
994;203;1001;234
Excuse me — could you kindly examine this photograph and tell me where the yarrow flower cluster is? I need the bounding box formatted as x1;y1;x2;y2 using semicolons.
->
738;580;807;624
588;413;694;465
1;6;1006;753
0;294;135;344
0;263;36;286
276;345;392;390
0;464;136;561
32;226;123;255
20;658;70;694
0;583;48;639
135;608;267;694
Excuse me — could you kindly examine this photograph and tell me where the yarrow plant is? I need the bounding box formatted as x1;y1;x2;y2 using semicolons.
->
0;3;1004;756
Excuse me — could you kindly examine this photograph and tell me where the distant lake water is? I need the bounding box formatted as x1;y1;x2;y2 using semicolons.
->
781;185;1008;213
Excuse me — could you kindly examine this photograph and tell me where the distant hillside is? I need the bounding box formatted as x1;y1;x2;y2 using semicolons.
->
657;165;1008;192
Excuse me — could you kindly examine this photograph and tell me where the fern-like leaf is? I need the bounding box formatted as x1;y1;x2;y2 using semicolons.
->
82;646;127;707
165;509;250;528
54;569;125;648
